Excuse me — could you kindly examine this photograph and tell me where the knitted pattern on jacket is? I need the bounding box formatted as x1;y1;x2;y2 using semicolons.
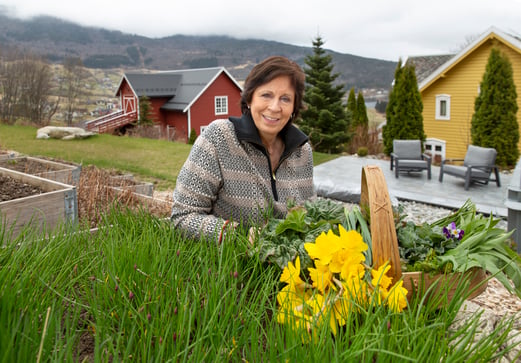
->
171;114;315;242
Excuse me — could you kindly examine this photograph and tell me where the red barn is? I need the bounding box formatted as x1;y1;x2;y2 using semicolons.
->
86;67;242;142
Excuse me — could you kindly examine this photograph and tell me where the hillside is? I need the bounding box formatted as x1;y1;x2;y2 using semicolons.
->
0;13;396;92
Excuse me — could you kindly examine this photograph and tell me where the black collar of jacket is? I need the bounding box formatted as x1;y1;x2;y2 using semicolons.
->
229;113;309;157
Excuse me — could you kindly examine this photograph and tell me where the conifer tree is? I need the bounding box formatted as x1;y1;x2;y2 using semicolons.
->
471;48;519;167
298;35;351;153
138;95;153;126
356;91;369;128
382;60;425;154
346;87;357;122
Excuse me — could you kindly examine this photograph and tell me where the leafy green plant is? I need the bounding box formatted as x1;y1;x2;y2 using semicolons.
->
396;199;521;297
252;198;345;273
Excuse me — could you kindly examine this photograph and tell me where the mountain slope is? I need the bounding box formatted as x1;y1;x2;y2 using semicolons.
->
0;13;396;90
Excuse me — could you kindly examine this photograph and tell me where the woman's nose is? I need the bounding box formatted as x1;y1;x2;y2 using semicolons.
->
268;98;282;111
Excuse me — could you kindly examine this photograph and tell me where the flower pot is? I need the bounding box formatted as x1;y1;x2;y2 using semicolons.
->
360;165;487;304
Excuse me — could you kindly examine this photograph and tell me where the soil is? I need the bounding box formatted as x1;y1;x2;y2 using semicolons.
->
0;157;63;173
0;157;59;201
0;175;46;202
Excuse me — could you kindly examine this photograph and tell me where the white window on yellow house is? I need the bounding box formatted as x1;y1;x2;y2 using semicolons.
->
435;95;451;120
215;96;228;115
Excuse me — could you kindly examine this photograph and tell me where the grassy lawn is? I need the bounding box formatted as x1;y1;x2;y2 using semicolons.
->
0;124;340;190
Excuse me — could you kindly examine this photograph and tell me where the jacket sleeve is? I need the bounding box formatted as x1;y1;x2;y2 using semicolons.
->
170;130;228;243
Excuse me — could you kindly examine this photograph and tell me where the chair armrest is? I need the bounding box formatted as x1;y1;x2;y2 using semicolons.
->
441;158;464;165
466;164;496;170
421;153;431;162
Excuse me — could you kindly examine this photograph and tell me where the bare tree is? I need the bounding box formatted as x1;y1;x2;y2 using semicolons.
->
0;50;59;126
18;55;59;126
0;48;23;124
62;57;89;126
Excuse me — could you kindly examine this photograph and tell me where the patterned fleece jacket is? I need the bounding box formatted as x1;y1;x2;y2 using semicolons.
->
170;113;315;243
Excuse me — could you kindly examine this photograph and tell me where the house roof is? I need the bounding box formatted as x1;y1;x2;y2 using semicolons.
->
415;26;521;91
116;67;242;113
406;54;455;84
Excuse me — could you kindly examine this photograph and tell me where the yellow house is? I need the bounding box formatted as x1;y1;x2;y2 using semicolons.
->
407;26;521;163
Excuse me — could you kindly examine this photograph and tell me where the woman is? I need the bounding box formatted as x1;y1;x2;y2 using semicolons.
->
171;56;315;243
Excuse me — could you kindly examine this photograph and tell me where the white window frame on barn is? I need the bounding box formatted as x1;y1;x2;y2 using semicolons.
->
214;96;228;115
435;94;451;120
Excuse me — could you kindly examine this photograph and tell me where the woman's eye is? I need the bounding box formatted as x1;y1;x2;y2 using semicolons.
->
281;96;291;103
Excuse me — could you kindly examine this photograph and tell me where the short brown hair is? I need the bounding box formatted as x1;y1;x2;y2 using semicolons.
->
240;56;306;119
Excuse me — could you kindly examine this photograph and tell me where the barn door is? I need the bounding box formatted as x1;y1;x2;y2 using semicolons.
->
123;96;136;114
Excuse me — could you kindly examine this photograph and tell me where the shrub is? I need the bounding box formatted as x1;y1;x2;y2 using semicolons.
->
357;146;368;157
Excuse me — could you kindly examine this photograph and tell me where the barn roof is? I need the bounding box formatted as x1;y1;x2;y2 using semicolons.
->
124;73;181;97
117;67;242;113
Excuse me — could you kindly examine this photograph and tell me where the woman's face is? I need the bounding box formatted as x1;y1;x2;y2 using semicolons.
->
249;75;295;142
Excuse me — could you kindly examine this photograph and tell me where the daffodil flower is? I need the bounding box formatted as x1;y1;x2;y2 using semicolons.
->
277;225;408;337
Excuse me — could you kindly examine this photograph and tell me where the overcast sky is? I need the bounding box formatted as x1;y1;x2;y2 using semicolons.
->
1;0;520;61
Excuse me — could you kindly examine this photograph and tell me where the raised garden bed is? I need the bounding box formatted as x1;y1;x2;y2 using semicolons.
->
108;173;154;197
0;156;81;186
0;167;78;241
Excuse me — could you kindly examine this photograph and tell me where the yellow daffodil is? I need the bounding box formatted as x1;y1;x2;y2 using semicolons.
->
306;293;338;336
338;225;368;255
339;258;366;281
280;256;304;288
276;225;408;337
386;280;408;313
308;260;332;293
371;264;393;290
304;229;342;265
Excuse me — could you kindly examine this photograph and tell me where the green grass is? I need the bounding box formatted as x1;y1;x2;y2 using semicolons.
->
0;208;518;362
0;124;340;190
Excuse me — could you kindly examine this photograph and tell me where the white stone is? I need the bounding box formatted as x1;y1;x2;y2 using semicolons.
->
36;126;96;140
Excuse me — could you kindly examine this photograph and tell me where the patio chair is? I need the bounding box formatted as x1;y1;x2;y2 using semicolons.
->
390;139;432;179
438;145;501;190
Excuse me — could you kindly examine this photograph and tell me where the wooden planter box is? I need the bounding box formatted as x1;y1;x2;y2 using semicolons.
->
0;156;81;186
0;167;78;241
0;151;18;161
109;174;154;197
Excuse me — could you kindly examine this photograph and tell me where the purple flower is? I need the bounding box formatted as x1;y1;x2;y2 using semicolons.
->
443;222;464;240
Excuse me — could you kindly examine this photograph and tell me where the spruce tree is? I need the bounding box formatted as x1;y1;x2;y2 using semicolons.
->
298;36;351;153
382;60;425;154
471;48;519;167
